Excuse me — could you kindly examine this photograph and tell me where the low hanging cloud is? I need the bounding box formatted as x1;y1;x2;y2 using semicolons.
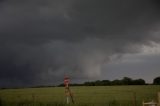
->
0;0;160;87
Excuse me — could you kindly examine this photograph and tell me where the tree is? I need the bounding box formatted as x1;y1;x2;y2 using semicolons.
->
94;80;101;86
102;80;111;85
122;77;133;85
112;80;122;85
132;79;145;85
153;76;160;85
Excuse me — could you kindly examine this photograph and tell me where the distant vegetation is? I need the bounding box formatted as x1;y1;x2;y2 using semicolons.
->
153;76;160;85
58;76;160;87
83;77;146;86
0;77;160;89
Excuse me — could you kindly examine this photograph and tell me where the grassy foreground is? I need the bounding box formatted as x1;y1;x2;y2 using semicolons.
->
0;85;160;106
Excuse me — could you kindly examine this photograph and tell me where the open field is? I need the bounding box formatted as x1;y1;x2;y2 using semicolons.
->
0;85;160;106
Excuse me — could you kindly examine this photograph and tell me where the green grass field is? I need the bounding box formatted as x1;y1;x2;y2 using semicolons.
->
0;85;160;106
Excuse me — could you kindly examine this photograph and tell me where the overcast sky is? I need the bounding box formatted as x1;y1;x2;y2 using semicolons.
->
0;0;160;87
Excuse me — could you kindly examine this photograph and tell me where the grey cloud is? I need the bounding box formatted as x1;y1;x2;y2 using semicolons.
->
0;0;160;87
103;53;160;83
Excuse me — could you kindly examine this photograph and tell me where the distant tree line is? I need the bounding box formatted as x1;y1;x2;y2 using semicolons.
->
83;77;146;86
58;77;146;86
153;76;160;85
1;77;160;89
58;76;160;87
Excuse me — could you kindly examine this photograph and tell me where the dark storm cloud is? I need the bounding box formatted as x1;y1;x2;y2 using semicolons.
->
0;0;160;87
